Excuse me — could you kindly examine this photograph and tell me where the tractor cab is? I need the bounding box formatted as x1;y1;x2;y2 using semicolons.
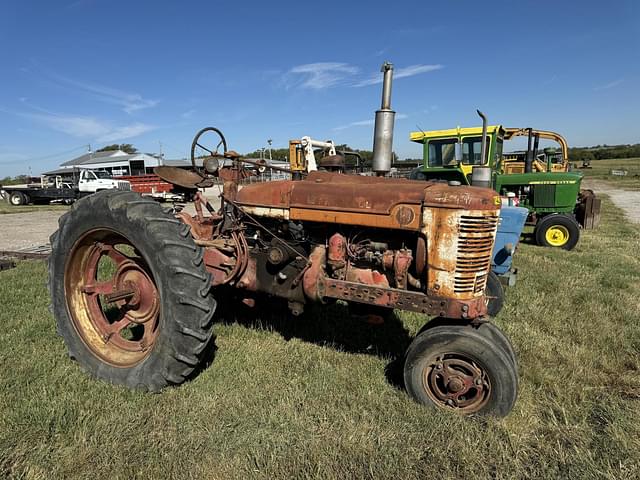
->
409;116;600;250
409;125;505;185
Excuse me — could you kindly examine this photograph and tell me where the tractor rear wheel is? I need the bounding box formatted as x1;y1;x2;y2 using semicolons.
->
534;214;580;250
48;190;216;391
404;323;518;417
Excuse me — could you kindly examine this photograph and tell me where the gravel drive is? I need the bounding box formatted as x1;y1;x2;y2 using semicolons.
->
0;191;222;251
583;180;640;224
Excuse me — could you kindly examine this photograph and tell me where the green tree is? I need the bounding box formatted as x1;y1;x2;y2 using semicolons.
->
97;144;138;154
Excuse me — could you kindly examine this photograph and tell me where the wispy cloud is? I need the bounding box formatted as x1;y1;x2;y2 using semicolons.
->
16;110;156;142
98;123;156;142
354;64;443;87
181;109;196;119
333;113;408;131
285;62;443;90
286;63;360;89
594;78;623;91
46;72;159;113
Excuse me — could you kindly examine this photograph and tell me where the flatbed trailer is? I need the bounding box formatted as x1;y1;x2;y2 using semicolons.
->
1;179;76;206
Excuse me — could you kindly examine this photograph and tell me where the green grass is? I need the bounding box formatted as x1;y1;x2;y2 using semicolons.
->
0;202;69;214
578;157;640;190
1;197;639;479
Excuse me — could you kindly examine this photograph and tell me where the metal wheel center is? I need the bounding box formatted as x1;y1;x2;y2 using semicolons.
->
545;225;569;246
64;229;161;367
423;354;491;414
114;260;159;324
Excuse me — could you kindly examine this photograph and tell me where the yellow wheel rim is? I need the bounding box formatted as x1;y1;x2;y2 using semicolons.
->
545;225;570;247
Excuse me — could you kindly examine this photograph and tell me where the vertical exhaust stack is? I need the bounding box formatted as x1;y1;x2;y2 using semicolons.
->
372;62;396;176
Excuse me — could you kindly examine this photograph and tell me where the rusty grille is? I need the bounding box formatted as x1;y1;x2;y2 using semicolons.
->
454;215;498;294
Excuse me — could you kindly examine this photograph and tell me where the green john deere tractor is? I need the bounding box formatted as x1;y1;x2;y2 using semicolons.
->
409;111;600;250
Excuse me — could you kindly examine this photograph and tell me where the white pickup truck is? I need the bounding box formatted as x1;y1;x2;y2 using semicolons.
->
77;169;131;193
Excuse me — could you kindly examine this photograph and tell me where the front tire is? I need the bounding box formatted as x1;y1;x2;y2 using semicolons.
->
485;271;505;317
9;191;26;206
404;324;518;417
48;190;216;391
534;214;580;250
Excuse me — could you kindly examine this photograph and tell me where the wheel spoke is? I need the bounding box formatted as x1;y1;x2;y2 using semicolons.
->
107;316;131;335
196;142;214;155
82;280;114;295
105;245;134;267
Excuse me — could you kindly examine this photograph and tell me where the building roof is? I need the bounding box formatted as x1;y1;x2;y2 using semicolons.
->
162;159;192;167
60;149;136;166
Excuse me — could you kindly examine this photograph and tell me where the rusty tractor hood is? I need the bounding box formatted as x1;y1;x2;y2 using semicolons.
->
235;171;499;230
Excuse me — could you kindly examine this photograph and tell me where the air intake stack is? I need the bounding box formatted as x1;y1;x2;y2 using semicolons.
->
372;62;395;176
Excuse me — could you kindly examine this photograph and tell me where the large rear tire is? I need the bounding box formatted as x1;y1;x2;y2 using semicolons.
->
404;323;518;417
48;190;216;391
534;214;580;250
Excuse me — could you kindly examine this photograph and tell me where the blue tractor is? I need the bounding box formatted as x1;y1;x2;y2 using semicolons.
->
486;205;529;316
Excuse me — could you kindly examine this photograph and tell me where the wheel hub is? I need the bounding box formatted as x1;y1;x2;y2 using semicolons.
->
423;354;490;413
113;261;159;324
545;225;569;246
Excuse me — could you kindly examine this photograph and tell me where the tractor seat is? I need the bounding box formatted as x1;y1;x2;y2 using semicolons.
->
224;150;241;160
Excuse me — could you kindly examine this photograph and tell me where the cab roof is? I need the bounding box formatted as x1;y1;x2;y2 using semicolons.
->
410;125;504;143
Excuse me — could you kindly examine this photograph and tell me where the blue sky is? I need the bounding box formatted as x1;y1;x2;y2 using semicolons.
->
0;0;638;176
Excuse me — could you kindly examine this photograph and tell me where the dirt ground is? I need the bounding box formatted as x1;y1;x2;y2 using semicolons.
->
582;180;640;224
0;191;222;251
0;182;637;252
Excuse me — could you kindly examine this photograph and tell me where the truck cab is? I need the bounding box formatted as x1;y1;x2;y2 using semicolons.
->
77;169;130;193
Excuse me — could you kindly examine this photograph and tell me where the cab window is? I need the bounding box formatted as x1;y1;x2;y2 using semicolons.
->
427;139;457;167
461;136;487;165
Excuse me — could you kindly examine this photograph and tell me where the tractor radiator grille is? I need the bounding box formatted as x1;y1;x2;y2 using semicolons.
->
454;214;499;294
117;181;131;191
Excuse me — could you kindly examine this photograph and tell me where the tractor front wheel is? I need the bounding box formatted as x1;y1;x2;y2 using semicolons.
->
485;271;505;317
48;190;216;391
534;214;580;250
404;323;518;417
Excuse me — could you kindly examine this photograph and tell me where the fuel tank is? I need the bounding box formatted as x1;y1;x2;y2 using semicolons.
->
235;171;500;230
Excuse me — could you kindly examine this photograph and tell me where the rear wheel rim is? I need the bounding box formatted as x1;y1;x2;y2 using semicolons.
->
64;228;160;367
545;225;570;246
422;353;491;414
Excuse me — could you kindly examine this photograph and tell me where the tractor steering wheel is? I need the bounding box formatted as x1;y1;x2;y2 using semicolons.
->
190;127;228;173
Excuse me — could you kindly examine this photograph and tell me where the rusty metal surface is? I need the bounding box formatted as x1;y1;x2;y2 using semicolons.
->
422;208;499;301
320;276;487;318
235;171;499;231
423;353;491;413
154;166;210;189
576;189;601;229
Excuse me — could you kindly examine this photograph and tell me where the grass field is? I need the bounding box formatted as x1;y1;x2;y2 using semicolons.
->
1;196;639;479
0;202;69;215
578;157;640;190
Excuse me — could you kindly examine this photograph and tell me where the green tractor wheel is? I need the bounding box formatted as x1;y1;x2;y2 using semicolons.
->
534;214;580;250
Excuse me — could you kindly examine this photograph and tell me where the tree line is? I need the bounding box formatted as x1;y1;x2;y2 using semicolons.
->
568;143;640;162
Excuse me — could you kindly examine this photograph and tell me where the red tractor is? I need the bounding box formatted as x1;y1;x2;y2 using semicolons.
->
48;63;518;416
